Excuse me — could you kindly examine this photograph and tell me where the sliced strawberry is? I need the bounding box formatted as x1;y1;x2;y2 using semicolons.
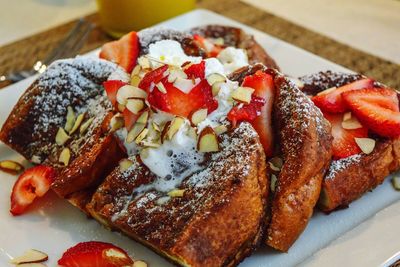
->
228;70;275;156
99;31;139;73
138;65;168;92
58;241;133;267
312;78;374;113
184;61;205;79
148;78;217;117
193;34;223;57
10;165;56;216
123;108;139;131
103;80;127;107
324;112;369;159
342;88;400;138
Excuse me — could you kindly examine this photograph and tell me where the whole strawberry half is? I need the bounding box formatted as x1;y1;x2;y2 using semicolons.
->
312;78;374;113
99;31;139;73
324;112;369;159
227;70;275;157
10;165;56;216
342;87;400;138
138;65;169;91
58;241;134;267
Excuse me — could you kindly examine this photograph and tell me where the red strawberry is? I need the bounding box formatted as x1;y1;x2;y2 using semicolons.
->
228;70;275;156
10;165;56;216
312;78;374;113
122;108;140;131
99;31;139;73
342;88;400;138
324;112;368;159
103;80;127;107
138;65;169;91
58;241;133;267
148;78;218;117
184;61;205;79
193;34;223;57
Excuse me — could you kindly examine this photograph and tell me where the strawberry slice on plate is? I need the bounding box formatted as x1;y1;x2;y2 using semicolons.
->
99;31;139;73
138;65;169;91
184;60;205;79
324;112;369;159
342;87;400;138
103;80;127;107
228;70;275;157
312;78;374;113
10;165;56;216
58;241;133;267
148;78;218;117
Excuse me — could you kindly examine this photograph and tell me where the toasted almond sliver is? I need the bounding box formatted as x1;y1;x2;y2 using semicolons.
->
355;137;376;154
197;127;219;152
0;160;24;174
131;65;141;76
167;117;185;140
10;249;48;264
270;174;278;192
343;112;352;121
59;148;71;166
231;86;254;104
156;82;167;94
119;159;133;172
212;82;223;96
80;117;94;134
69;113;85;134
168;189;185;197
391;176;400;191
206;73;226;86
126;99;144;114
126;123;146;143
109;114;124;132
136;111;149;124
190;109;208;126
342;116;362;130
64;106;76;133
133;260;148;267
131;75;141;87
55;127;70;146
214;125;228;135
135;128;149;144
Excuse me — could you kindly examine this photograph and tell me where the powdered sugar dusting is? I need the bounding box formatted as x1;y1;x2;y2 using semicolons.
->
326;154;362;180
138;27;191;54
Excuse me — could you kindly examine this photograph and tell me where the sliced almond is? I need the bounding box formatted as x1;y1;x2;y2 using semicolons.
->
141;140;161;148
133;260;148;267
126;123;146;143
103;248;131;263
168;68;187;83
119;159;133;172
126;99;144;114
69;113;84;134
59;148;71;166
174;77;199;94
10;249;48;264
355;137;376;154
64;106;76;133
130;75;141;87
80;117;94;134
135;128;149;144
168;189;185;197
190;109;208;126
152;122;160;132
342;116;362;130
270;174;278;192
214;125;228;135
206;73;226;86
0;160;24;175
137;110;149;124
117;85;147;105
160;121;171;143
212;82;223;96
118;103;126;112
166;117;185;140
156;82;167;94
55;127;70;146
138;57;151;69
391;176;400;191
317;86;337;96
231;86;254;104
109;114;124;132
268;162;281;172
343;112;352;121
197;127;219;152
214;37;224;46
187;126;197;140
131;65;141;76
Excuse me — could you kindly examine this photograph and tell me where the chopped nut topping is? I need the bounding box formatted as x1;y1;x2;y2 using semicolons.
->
59;148;71;166
64;106;76;133
55;127;70;146
80;117;94;134
168;189;185;197
0;160;24;175
69;113;85;134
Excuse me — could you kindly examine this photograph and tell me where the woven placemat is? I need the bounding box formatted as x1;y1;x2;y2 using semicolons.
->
0;0;398;89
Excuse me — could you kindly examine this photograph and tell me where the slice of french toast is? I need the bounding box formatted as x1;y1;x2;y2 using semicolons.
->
190;25;279;70
230;66;332;251
87;122;268;267
299;71;400;212
0;57;126;211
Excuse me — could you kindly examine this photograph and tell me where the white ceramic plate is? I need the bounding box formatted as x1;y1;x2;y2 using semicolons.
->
0;9;399;267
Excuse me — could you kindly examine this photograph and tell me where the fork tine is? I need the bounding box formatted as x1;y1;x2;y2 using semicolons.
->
42;18;86;66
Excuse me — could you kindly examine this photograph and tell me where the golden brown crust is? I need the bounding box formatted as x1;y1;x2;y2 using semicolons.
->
87;123;268;267
190;25;279;70
300;71;400;212
266;74;332;251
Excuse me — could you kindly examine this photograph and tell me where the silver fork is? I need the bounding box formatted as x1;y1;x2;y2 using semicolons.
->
0;18;93;84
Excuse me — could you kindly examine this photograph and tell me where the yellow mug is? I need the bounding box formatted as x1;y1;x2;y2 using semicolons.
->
96;0;196;38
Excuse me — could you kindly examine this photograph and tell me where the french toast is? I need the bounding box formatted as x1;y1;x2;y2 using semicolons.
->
300;71;400;212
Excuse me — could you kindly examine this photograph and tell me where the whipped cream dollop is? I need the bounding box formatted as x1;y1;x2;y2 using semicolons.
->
217;47;249;74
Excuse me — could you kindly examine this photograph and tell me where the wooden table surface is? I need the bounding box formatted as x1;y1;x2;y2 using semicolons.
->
0;0;399;89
